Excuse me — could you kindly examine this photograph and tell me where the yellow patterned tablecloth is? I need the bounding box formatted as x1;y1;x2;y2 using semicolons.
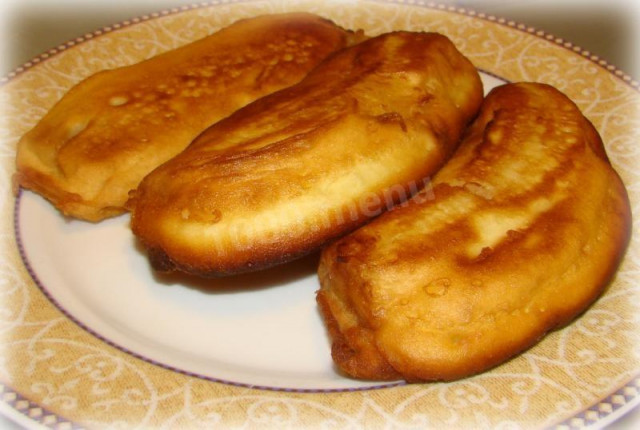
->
1;1;639;428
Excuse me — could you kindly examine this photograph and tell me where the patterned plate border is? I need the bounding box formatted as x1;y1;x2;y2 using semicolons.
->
2;0;637;90
1;1;638;429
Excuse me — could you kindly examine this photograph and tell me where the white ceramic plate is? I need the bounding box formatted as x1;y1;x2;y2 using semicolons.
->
13;71;505;393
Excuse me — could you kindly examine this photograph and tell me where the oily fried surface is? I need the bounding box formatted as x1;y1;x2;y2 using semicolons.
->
129;31;483;277
317;82;632;382
14;13;353;221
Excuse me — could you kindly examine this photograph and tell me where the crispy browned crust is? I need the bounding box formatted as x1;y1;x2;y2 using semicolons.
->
14;13;355;221
317;82;632;382
128;31;484;277
316;289;401;380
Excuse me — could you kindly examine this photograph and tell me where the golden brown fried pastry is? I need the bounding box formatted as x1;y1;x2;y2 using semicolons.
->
128;31;483;277
317;82;631;382
14;13;355;221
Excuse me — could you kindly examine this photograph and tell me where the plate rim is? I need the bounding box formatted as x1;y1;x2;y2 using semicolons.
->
1;0;638;90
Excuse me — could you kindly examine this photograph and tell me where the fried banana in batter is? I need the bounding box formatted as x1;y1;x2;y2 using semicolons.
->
15;13;354;221
317;82;631;382
129;31;483;277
